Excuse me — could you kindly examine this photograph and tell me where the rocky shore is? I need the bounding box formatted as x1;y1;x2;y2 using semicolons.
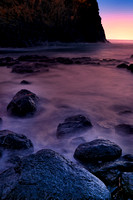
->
0;53;133;199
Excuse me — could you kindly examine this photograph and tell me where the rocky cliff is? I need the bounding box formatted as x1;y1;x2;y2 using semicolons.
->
0;0;106;47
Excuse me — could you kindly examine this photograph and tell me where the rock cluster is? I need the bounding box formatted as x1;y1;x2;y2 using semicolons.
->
73;139;133;199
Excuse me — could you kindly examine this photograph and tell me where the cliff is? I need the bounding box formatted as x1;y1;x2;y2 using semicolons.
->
0;0;106;47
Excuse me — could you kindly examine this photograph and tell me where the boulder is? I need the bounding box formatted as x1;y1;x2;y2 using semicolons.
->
20;80;31;85
0;117;2;124
122;154;133;161
117;63;128;69
56;57;73;64
115;124;133;135
56;115;92;138
74;139;122;163
7;89;39;117
122;172;133;199
0;149;111;200
128;64;133;72
0;130;34;155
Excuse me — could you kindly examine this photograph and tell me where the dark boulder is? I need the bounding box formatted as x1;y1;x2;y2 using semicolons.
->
56;57;73;64
122;172;133;199
56;115;92;138
127;64;133;72
7;89;39;117
20;80;31;85
0;149;111;200
0;130;34;155
74;139;122;163
122;154;133;162
115;124;133;135
117;63;128;69
0;117;2;124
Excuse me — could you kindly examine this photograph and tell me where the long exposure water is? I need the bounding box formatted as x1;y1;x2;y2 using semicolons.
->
0;40;133;162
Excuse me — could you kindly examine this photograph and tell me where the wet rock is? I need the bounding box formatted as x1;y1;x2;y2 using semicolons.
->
0;150;2;158
91;155;133;200
0;117;2;124
128;64;133;72
122;154;133;162
7;89;39;117
70;137;86;146
0;57;14;66
12;62;49;74
56;57;73;64
122;172;133;199
95;160;133;183
12;65;34;73
20;80;31;85
117;63;128;69
0;149;111;200
74;139;122;163
110;104;132;115
115;124;133;135
0;130;34;155
56;115;92;138
117;62;133;74
18;55;48;62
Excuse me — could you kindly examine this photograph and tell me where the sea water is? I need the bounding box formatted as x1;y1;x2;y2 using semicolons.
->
0;40;133;162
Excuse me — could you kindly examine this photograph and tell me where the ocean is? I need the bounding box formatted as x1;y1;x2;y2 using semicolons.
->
0;40;133;162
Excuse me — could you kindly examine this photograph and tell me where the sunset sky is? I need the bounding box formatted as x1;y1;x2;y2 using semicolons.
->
98;0;133;40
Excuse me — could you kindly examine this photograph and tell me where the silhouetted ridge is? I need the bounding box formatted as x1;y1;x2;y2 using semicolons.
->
0;0;106;47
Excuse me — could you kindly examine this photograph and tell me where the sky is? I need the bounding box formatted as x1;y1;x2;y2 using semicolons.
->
98;0;133;40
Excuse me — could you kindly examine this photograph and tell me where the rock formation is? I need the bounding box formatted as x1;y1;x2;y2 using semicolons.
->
0;0;106;47
0;149;111;200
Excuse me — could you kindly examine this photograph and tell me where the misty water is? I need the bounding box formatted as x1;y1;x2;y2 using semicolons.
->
0;40;133;163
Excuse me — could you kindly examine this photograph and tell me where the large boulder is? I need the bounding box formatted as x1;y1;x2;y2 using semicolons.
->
0;130;34;155
7;89;39;117
74;139;122;163
0;149;111;200
0;0;106;47
56;114;92;138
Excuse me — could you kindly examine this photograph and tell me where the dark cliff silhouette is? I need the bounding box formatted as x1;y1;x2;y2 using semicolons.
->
0;0;106;47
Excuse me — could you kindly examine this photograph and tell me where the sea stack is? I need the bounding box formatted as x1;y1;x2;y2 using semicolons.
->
0;0;106;47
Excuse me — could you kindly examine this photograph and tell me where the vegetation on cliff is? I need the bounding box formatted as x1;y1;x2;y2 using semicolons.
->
0;0;106;47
